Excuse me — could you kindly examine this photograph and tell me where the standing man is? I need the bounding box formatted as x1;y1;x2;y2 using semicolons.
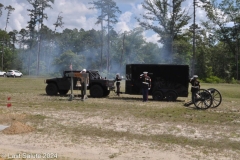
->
115;73;122;96
80;69;87;99
140;71;151;102
189;75;200;103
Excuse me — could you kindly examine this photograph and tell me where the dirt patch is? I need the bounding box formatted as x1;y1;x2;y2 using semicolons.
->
0;114;34;135
2;120;34;135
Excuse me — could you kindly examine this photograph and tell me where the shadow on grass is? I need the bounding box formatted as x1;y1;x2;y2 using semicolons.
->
39;93;83;97
107;96;185;102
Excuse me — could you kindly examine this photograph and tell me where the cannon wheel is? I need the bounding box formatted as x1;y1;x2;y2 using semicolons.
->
194;89;213;110
207;88;222;108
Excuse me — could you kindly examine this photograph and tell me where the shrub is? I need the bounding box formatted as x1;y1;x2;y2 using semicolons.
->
204;76;223;83
230;77;239;84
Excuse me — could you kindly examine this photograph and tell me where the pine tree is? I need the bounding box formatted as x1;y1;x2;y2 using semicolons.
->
137;0;191;63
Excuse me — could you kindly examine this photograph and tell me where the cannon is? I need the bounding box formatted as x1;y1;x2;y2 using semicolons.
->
185;88;222;109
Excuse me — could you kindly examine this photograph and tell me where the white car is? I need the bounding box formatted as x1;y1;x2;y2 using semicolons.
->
6;70;23;78
0;70;6;77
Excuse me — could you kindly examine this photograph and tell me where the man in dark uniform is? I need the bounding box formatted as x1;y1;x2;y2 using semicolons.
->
115;73;122;96
189;75;200;103
80;69;87;99
140;71;151;102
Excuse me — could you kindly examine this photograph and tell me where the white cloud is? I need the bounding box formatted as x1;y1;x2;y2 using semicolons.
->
143;31;160;44
131;3;144;16
115;21;131;33
0;0;29;31
115;11;133;33
10;3;27;31
115;0;139;3
44;1;98;31
54;1;92;15
119;11;132;22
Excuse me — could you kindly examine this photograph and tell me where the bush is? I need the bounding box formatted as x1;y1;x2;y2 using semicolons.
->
204;76;224;83
230;77;239;84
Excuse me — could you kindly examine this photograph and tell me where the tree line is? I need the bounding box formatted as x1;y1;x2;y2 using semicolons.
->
0;0;239;82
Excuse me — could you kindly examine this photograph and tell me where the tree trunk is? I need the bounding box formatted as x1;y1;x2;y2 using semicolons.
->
107;13;110;72
120;33;125;70
100;10;103;72
192;0;196;76
37;35;41;75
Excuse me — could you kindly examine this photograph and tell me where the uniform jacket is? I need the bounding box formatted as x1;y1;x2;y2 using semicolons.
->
189;78;200;92
140;75;151;89
115;76;121;86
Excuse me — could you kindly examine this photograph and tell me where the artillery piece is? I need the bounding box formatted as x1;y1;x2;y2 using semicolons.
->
185;88;222;109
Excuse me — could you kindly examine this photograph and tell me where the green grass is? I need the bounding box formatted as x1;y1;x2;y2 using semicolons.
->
0;76;240;158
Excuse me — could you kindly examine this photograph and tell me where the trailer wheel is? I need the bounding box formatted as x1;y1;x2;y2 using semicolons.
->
152;91;164;101
90;85;103;97
166;90;177;101
103;90;110;97
59;90;69;95
46;83;58;95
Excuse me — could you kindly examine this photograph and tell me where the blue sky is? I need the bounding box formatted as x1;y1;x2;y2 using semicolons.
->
0;0;206;45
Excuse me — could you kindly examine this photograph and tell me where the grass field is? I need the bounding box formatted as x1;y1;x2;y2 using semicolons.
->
0;76;240;159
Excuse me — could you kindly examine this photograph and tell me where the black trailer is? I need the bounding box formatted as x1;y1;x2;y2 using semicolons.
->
125;64;189;101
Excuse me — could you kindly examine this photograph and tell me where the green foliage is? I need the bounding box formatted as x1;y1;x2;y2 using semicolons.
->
4;5;15;31
230;77;239;84
99;69;115;79
0;29;20;71
205;66;213;77
11;51;22;70
137;0;191;62
29;61;48;75
89;0;122;72
53;50;84;73
0;3;4;17
172;39;192;65
200;0;240;80
203;76;239;84
204;76;224;83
